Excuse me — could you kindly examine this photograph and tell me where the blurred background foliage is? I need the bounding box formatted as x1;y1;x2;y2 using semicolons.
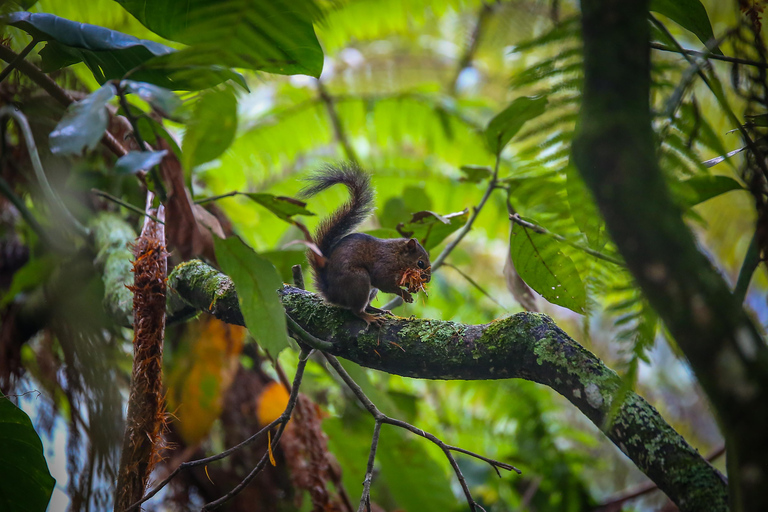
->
0;0;759;510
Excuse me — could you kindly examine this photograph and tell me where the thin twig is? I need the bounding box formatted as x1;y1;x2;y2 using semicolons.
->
509;214;624;266
449;4;494;96
91;189;164;224
317;81;360;165
292;264;305;290
358;420;382;512
442;263;507;309
0;106;89;238
323;353;519;512
0;38;38;83
126;348;312;512
0;45;127;157
650;42;768;70
194;191;240;205
383;148;503;309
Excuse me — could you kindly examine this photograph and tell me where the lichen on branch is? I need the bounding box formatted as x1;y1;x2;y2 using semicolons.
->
167;258;727;511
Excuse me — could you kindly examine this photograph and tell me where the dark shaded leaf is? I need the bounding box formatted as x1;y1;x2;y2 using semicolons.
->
650;0;722;55
9;11;245;90
679;175;744;206
0;396;55;512
114;150;168;175
115;0;324;77
244;193;314;221
214;236;290;357
396;209;469;250
0;255;56;308
509;218;586;314
121;80;184;118
459;164;492;183
49;82;115;155
182;89;238;170
485;96;548;154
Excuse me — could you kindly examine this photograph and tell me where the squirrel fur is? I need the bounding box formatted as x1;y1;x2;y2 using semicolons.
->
301;163;431;326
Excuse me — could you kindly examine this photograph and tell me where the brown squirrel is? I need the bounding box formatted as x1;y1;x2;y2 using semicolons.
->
301;164;431;326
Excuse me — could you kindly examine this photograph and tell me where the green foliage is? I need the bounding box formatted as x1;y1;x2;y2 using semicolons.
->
396;209;469;251
214;236;290;356
0;255;55;307
649;0;722;54
485;96;548;154
182;89;238;171
0;396;55;512
114;0;324;77
49;81;114;154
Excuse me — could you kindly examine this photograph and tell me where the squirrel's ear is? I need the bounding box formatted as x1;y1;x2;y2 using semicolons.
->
407;238;418;250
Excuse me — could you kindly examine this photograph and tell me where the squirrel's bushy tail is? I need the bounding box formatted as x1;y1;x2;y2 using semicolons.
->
300;162;374;258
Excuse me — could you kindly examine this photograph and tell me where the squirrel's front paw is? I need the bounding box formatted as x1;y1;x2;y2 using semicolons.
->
401;291;414;303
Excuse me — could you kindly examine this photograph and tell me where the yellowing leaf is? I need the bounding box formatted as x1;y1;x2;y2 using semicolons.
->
257;381;290;427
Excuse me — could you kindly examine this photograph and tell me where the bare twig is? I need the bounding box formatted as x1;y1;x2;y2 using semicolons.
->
91;189;164;224
358;420;382;512
292;264;305;290
449;4;494;95
442;263;506;309
126;347;313;512
650;42;768;70
323;353;519;512
0;45;127;158
0;38;38;83
509;214;624;266
317;81;360;165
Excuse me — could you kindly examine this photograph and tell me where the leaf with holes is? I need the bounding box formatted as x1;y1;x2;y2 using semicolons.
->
115;0;324;77
650;0;722;55
396;210;469;250
485;96;548;154
244;193;314;222
182;89;238;170
114;150;168;175
509;219;586;313
214;236;289;357
0;397;55;512
49;82;115;155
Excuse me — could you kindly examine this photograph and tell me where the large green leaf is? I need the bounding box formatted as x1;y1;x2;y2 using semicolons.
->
0;397;55;512
678;175;744;206
182;89;238;171
396;210;469;251
650;0;722;55
214;236;289;357
485;96;548;154
565;165;607;249
8;11;245;90
509;219;586;314
114;0;324;77
49;82;115;155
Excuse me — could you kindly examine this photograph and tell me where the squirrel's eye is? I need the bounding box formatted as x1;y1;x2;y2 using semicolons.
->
417;260;425;269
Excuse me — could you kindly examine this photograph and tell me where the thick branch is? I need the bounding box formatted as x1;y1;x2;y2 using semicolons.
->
572;1;768;510
167;259;727;511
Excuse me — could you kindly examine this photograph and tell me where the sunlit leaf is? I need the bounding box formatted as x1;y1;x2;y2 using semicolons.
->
49;82;115;155
244;193;314;222
115;0;324;77
485;96;548;154
214;236;289;357
0;396;55;512
182;89;238;170
509;218;586;313
114;150;168;175
678;175;744;206
650;0;722;55
397;209;469;250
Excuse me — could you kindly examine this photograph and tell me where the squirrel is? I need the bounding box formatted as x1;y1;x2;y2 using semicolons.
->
300;163;431;326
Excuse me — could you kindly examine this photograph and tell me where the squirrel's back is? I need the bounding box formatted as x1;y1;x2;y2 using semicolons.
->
300;163;374;259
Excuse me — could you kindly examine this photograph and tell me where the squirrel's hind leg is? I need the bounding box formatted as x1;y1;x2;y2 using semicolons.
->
327;269;386;327
364;288;394;316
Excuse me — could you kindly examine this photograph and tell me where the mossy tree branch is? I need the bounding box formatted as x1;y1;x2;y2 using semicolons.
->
572;1;768;510
167;259;727;512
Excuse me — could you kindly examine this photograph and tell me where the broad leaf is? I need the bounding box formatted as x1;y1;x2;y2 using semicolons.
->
485;96;548;154
182;89;238;170
114;150;168;175
679;175;744;206
115;0;324;77
214;236;290;357
244;193;315;222
0;397;55;512
397;209;469;251
650;0;722;55
459;164;492;183
0;255;55;308
49;82;115;155
121;80;184;119
509;219;586;314
8;11;245;90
